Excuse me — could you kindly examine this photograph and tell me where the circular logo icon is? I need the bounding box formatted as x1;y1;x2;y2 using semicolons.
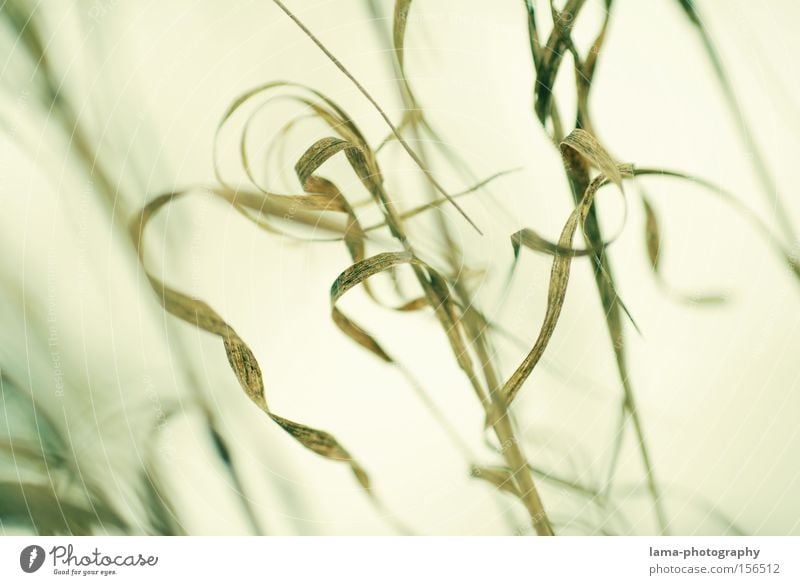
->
20;545;46;573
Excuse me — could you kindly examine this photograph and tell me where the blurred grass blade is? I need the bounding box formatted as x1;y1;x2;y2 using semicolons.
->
393;0;412;71
640;191;727;304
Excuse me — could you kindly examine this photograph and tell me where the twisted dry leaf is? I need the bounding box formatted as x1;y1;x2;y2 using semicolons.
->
512;227;606;259
329;251;461;363
130;188;373;493
272;0;483;234
502;129;630;405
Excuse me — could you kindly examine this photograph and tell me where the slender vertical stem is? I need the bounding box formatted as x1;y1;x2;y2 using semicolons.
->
364;0;554;534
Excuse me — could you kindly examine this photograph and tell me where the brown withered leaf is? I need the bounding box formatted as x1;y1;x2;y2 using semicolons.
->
219;83;444;322
511;227;606;259
328;250;474;379
329;251;419;363
561;128;624;192
502;129;630;405
131;188;376;495
295;137;357;186
271;0;482;234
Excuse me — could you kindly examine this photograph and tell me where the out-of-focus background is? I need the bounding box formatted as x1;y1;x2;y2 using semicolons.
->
1;0;799;535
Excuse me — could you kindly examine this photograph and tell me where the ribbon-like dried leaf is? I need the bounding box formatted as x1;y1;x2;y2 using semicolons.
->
330;252;419;362
502;129;630;405
561;128;623;192
220;84;435;317
131;189;376;494
272;0;482;234
512;227;605;259
296;137;357;186
329;251;473;377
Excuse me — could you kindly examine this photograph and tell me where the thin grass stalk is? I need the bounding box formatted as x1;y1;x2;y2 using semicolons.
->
365;0;554;534
676;0;796;245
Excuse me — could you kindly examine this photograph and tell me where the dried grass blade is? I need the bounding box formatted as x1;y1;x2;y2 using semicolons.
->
271;0;483;234
512;227;605;259
640;192;726;304
131;190;378;497
502;129;628;405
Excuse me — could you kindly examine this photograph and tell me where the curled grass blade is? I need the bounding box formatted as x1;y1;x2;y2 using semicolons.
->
501;130;629;406
130;189;378;499
271;0;483;234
